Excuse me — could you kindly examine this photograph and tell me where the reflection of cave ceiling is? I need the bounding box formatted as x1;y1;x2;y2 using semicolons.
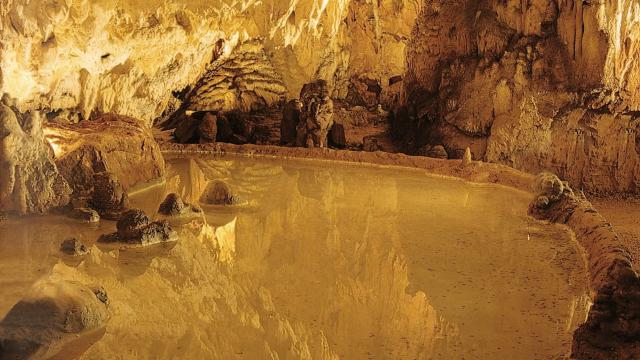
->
0;0;419;123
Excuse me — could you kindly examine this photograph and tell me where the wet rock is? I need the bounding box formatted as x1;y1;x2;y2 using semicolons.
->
281;99;301;146
0;279;109;359
89;172;129;220
69;207;100;223
158;193;201;216
328;123;347;149
60;238;89;256
197;112;217;143
116;209;150;239
51;113;164;200
362;136;380;152
0;95;71;215
200;181;240;205
296;80;334;148
100;209;177;246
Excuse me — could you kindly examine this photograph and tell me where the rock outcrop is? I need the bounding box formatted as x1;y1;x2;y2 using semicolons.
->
99;209;177;246
296;80;335;148
47;114;165;199
398;0;640;194
0;97;70;214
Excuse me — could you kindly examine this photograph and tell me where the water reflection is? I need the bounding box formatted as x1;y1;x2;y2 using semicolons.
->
0;155;591;359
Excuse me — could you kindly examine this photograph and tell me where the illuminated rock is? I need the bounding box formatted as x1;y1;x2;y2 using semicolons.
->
200;180;240;205
49;114;165;199
0;96;70;214
158;193;201;217
100;209;177;245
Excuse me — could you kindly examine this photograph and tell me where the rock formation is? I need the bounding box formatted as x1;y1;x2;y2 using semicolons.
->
398;0;640;194
200;181;241;206
296;80;335;148
158;193;201;217
48;114;165;197
0;96;70;214
0;279;109;359
99;209;178;245
529;172;640;359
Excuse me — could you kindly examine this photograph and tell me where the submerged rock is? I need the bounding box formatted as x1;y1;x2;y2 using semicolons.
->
0;279;109;359
200;181;240;205
158;193;201;216
99;209;177;246
60;238;89;256
69;207;100;223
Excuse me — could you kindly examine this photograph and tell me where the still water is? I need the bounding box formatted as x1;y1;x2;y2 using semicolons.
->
0;155;591;359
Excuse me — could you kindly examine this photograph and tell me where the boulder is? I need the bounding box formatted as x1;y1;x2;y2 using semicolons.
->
99;209;177;246
328;123;347;149
200;181;240;205
158;193;201;216
281;99;301;146
0;96;71;214
0;279;108;359
296;80;334;148
50;114;164;200
60;238;89;256
89;172;129;220
116;209;150;239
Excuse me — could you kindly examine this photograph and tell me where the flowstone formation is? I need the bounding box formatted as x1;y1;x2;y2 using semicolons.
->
529;172;640;359
397;0;640;194
0;96;70;214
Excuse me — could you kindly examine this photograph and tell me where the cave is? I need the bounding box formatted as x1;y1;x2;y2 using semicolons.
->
1;0;639;359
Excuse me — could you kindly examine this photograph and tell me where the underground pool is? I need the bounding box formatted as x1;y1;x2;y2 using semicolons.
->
0;155;591;359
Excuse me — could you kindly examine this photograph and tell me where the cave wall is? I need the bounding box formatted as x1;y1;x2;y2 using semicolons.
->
401;0;640;193
0;0;419;124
